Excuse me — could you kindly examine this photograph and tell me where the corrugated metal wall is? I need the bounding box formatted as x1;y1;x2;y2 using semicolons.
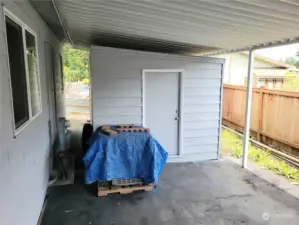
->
91;46;223;160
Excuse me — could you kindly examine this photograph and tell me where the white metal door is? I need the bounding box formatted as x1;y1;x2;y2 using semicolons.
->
45;42;57;145
144;72;180;155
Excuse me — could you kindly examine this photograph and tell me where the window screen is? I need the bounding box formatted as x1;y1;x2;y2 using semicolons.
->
5;16;29;129
26;30;41;116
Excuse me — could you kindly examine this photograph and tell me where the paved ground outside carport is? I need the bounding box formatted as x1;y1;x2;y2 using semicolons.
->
41;159;299;225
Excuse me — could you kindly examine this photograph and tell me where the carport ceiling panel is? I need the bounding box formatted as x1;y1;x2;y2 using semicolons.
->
55;0;299;54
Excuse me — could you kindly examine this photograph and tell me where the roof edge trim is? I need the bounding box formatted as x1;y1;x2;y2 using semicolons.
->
91;45;225;64
52;0;73;46
204;37;299;57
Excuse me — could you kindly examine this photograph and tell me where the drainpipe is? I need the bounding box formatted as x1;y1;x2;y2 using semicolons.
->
242;49;255;168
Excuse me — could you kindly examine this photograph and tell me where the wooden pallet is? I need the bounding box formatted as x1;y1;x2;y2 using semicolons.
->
98;185;153;197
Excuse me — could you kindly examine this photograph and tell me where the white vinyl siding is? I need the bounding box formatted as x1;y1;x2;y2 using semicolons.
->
91;46;223;161
183;70;222;155
0;1;62;225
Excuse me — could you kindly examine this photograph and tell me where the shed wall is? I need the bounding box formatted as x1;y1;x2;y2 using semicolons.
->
0;1;63;225
91;46;224;160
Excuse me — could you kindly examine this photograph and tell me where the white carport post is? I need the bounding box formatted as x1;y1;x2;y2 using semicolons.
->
242;49;255;168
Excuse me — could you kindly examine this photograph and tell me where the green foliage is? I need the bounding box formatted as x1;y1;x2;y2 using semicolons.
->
232;143;243;158
248;148;269;163
283;72;299;91
221;128;299;183
82;78;90;85
221;129;241;151
284;56;299;68
63;45;89;82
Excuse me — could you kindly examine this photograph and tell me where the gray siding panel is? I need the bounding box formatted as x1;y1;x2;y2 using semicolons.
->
91;46;223;161
184;129;219;138
94;115;142;125
184;136;219;147
94;89;141;98
185;70;222;79
184;112;220;122
184;144;219;155
184;79;221;87
185;62;222;70
94;97;142;107
185;87;221;96
0;1;62;225
168;152;218;162
184;121;219;130
94;107;142;117
97;78;141;88
183;66;222;157
184;96;220;104
184;104;220;113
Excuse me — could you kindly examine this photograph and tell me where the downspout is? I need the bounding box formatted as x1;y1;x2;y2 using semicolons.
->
242;49;255;168
51;0;74;47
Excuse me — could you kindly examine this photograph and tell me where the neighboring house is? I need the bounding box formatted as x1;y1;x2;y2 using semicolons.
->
217;52;299;89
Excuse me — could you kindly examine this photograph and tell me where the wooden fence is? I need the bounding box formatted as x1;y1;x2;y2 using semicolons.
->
222;84;299;157
65;98;90;120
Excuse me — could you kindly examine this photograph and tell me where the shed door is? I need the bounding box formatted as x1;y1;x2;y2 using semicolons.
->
145;72;180;155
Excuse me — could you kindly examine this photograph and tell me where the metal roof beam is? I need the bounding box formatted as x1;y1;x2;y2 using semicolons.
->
51;0;73;47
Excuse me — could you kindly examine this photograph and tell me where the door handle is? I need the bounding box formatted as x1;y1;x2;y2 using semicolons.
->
175;117;179;120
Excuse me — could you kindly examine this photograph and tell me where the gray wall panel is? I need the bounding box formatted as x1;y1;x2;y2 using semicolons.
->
184;144;219;155
184;79;221;87
184;104;220;113
0;1;62;225
184;129;219;138
183;112;220;122
184;120;220;130
94;115;142;125
185;70;222;79
93;89;141;98
94;107;142;117
185;87;221;96
184;136;219;147
184;96;221;104
94;97;142;107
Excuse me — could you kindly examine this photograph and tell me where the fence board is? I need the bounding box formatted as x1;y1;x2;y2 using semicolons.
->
222;84;299;156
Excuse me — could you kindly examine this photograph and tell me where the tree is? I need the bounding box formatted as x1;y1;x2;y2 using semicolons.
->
284;56;298;67
283;72;299;91
63;45;89;82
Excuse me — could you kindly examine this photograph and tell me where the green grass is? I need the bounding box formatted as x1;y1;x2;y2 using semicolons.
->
221;129;299;184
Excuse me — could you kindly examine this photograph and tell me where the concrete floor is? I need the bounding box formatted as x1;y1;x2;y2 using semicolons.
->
42;159;299;225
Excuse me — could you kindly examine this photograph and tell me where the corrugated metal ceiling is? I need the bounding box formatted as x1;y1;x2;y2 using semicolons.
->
31;0;299;55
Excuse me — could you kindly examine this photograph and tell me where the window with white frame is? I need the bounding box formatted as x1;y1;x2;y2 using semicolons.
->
5;10;41;132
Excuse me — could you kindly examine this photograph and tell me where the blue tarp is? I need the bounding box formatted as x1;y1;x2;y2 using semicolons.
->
83;128;168;185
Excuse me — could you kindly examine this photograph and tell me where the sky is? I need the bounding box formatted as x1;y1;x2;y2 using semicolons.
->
256;43;299;61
